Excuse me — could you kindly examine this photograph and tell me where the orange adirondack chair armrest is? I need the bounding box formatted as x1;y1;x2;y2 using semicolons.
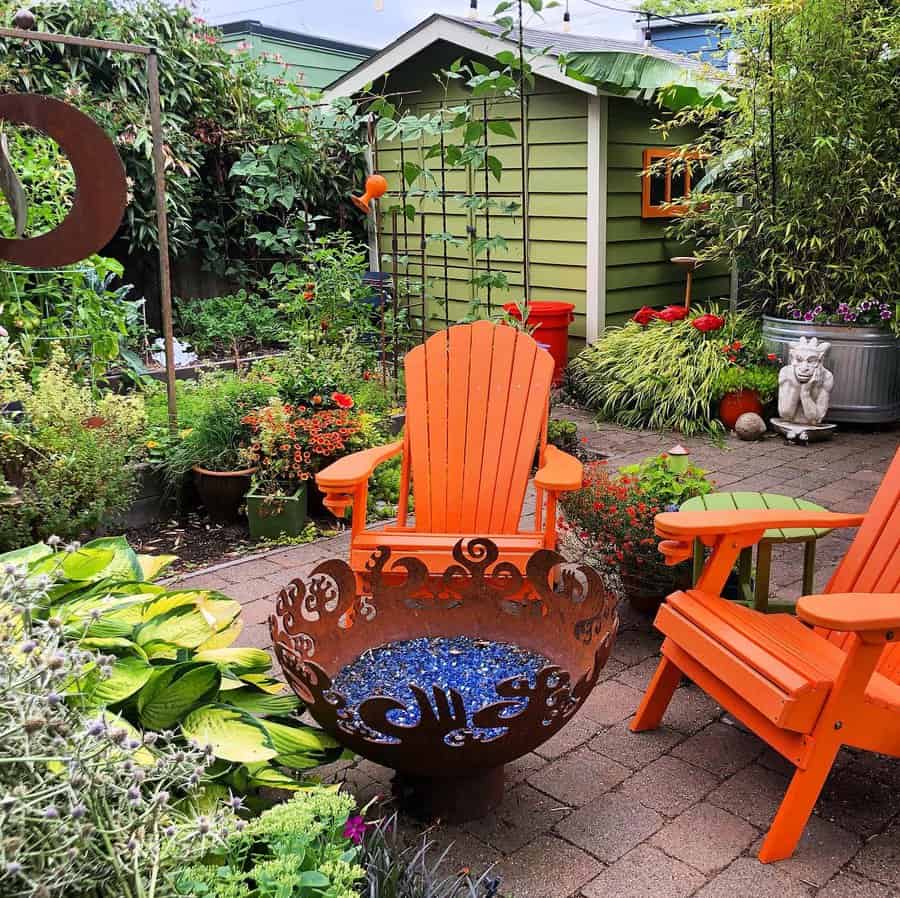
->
655;509;866;542
534;444;583;492
797;593;900;642
315;441;403;517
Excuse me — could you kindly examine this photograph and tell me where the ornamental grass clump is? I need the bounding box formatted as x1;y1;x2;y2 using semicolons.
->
561;454;713;612
0;563;231;898
567;308;763;435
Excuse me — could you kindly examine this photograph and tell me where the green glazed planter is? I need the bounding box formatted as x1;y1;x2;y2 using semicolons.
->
246;485;307;540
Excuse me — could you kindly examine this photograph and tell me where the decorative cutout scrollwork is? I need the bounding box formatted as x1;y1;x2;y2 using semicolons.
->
270;538;619;778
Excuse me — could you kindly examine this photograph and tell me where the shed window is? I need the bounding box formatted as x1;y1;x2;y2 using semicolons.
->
642;149;703;219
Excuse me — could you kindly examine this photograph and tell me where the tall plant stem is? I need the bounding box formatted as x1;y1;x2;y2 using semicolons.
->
517;0;531;308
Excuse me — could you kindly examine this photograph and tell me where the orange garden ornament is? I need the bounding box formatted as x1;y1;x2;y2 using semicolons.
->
351;173;388;215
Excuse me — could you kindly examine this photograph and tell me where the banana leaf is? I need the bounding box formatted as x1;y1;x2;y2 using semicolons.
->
563;51;735;111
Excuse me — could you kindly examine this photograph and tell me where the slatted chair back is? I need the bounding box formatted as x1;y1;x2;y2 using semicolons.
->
821;448;900;677
403;321;555;535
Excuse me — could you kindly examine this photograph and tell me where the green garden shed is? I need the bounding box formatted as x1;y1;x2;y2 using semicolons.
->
219;21;374;91
324;14;730;349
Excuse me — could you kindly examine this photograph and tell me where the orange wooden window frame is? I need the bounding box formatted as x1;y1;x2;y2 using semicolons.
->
641;148;702;219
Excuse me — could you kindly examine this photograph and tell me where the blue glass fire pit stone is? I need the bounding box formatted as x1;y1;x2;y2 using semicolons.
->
332;635;550;740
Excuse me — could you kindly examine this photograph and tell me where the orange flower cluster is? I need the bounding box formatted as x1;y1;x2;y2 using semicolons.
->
241;402;315;492
296;409;360;460
240;401;362;495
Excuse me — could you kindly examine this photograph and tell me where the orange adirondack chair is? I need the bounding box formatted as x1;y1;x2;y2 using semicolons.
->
316;321;583;577
631;446;900;863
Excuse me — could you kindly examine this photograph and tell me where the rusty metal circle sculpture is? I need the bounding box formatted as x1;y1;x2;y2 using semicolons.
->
0;93;127;267
271;539;618;818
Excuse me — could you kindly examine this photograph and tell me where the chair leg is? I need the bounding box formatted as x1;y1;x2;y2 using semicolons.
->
757;741;840;863
631;655;682;732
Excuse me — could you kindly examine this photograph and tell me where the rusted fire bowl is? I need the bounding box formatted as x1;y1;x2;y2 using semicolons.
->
270;538;618;822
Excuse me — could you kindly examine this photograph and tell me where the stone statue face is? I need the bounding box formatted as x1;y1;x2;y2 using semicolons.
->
788;337;829;383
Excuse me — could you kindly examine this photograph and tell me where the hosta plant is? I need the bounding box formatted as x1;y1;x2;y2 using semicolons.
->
0;565;232;898
1;536;341;796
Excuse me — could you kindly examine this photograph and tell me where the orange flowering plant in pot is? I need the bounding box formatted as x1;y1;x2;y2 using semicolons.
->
241;393;367;535
560;453;713;613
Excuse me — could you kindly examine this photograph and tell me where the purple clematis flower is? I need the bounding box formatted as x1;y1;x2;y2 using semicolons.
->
342;815;371;845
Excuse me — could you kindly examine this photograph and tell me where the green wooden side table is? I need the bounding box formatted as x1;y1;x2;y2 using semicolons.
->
679;491;832;613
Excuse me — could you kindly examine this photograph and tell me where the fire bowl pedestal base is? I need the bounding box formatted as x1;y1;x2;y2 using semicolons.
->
391;766;505;823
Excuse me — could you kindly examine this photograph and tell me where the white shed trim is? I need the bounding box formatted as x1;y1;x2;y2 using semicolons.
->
322;15;598;101
586;94;608;343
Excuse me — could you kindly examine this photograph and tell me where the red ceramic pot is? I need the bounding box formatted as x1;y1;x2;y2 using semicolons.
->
718;389;764;430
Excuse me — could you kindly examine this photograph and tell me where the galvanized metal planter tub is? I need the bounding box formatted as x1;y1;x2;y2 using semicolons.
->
762;316;900;424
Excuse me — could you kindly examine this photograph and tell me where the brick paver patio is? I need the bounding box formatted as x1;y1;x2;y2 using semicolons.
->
176;414;899;898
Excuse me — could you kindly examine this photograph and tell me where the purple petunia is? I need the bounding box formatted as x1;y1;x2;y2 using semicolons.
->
791;309;802;320
803;311;815;322
342;815;371;845
881;309;892;320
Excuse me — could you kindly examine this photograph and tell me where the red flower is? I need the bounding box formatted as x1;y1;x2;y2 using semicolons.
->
331;392;354;409
691;313;726;333
632;306;658;327
767;353;778;361
656;304;689;322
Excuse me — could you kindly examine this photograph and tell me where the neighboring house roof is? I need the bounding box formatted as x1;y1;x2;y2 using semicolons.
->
323;13;709;101
219;20;376;57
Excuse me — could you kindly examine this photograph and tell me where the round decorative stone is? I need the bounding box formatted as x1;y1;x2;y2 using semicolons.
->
735;412;767;441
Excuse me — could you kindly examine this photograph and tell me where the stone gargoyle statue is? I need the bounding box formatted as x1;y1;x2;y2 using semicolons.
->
778;336;834;426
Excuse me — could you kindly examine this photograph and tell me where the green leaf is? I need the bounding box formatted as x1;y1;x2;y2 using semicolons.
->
137;663;221;730
193;647;271;674
0;541;53;570
137;554;177;581
80;636;148;661
298;872;330;888
464;121;485;144
135;606;217;651
260;718;341;759
488;119;517;140
222;688;301;717
486;154;503;181
403;161;422;185
85;657;153;706
182;705;278;763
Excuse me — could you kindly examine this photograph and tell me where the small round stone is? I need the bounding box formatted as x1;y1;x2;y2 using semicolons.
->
735;412;766;440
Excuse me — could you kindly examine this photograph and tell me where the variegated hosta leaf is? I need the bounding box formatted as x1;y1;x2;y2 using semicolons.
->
193;647;271;674
222;687;300;717
196;618;243;652
238;672;286;694
73;656;153;707
135;606;218;650
259;718;341;769
137;553;178;581
181;705;278;764
136;662;221;730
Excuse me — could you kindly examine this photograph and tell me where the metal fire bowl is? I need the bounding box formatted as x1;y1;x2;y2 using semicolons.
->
270;538;618;782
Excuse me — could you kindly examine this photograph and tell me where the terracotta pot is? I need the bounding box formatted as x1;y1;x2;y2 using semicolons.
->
191;465;256;523
718;389;764;430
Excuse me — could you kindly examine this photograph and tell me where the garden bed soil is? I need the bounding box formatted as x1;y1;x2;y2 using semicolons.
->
124;514;256;575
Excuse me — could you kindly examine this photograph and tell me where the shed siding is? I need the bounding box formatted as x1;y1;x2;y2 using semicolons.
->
604;97;729;326
219;32;368;89
374;46;590;350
